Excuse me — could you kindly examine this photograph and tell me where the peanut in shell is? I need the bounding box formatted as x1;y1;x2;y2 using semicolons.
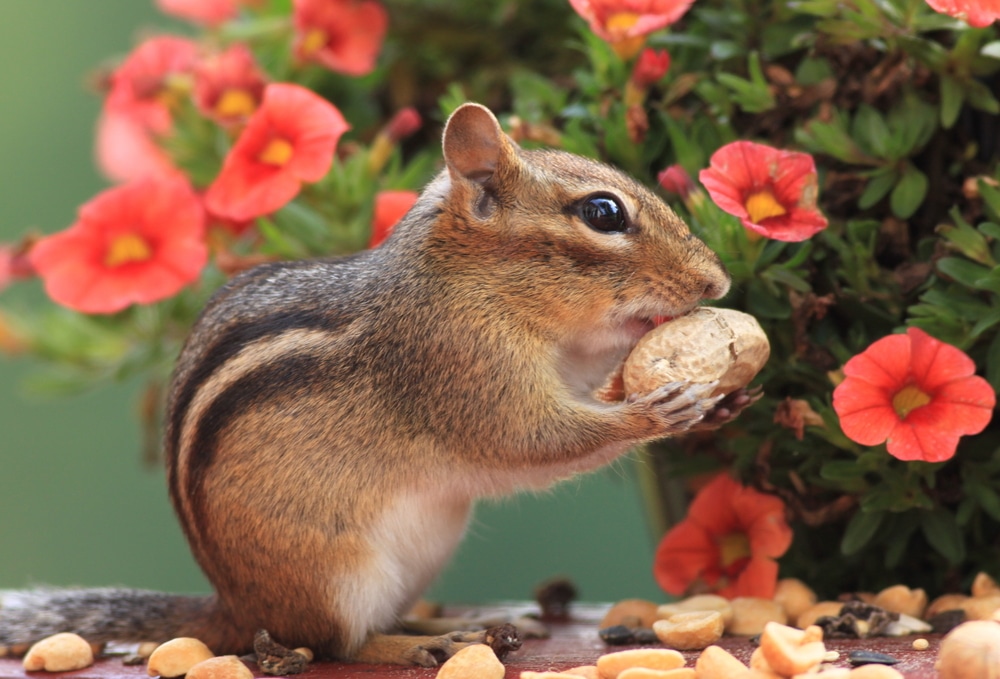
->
622;308;769;398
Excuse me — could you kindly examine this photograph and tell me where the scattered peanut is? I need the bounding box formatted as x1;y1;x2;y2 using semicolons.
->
602;599;660;629
793;670;850;679
596;648;685;679
564;666;601;679
520;672;593;679
21;633;94;672
873;585;927;619
795;601;844;629
727;597;787;636
848;665;904;678
436;644;505;679
971;572;1000;598
959;595;1000;620
185;656;253;679
146;638;215;678
758;621;826;677
292;647;314;662
652;610;723;650
926;594;970;619
935;620;1000;679
773;579;817;624
136;642;160;659
912;638;929;650
694;645;748;678
618;669;695;679
656;595;733;626
823;650;841;662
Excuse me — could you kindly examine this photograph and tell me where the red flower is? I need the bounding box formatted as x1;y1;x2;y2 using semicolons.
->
204;83;349;221
631;48;671;88
924;0;999;27
369;190;418;248
193;44;268;126
96;36;198;182
29;176;207;314
833;327;995;463
569;0;693;58
699;141;828;242
657;164;696;199
293;0;388;76
156;0;244;25
654;473;793;599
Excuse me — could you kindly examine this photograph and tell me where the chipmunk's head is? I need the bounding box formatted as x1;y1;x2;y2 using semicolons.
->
418;103;729;350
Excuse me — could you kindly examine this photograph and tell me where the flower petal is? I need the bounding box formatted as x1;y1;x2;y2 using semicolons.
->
842;333;912;388
653;519;718;596
908;327;977;391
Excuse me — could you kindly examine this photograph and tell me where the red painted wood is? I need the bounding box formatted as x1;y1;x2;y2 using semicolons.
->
0;604;943;678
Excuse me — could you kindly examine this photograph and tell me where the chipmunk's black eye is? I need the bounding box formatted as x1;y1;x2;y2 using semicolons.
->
579;195;628;233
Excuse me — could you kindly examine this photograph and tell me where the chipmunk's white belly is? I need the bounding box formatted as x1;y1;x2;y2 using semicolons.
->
334;488;471;648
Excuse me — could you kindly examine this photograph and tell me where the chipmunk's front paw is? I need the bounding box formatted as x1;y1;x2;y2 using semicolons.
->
683;385;764;433
628;380;724;436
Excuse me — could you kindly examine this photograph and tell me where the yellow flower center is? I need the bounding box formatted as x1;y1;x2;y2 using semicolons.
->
301;28;328;55
718;532;751;568
606;12;646;60
258;138;294;166
214;88;257;119
105;233;152;268
892;384;932;419
744;189;787;224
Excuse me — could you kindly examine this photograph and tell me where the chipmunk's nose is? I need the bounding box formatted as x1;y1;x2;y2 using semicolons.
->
701;265;731;300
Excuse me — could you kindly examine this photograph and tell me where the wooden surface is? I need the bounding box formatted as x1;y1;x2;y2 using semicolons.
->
0;603;944;678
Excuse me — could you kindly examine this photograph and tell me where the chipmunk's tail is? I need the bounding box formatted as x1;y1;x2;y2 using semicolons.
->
0;588;224;648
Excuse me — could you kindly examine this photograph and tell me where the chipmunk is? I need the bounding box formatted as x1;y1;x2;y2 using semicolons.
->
0;103;748;666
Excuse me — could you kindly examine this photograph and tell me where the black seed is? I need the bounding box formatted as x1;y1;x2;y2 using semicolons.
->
848;650;899;666
599;625;635;645
631;628;659;645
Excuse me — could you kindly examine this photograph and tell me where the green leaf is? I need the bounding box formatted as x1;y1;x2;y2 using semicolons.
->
858;170;899;210
940;75;965;129
967;483;1000;523
988;331;1000;393
890;165;928;219
852;105;891;158
841;509;885;556
820;460;867;482
979;182;1000;222
937;208;997;265
716;53;775;114
935;257;993;288
920;509;965;564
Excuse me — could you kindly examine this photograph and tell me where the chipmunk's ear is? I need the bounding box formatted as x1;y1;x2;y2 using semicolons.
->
442;103;519;186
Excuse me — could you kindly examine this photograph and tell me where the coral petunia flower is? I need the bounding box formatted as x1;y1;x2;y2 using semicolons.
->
369;190;418;248
924;0;999;27
96;36;198;182
631;48;671;88
833;327;995;463
204;83;349;221
699;141;828;242
156;0;244;25
569;0;693;59
654;473;793;599
29;175;207;314
292;0;389;76
193;44;268;126
658;164;696;200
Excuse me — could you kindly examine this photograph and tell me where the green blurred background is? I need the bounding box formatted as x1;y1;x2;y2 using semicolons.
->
0;1;663;606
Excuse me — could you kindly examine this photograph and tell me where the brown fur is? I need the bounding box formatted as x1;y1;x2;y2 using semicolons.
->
0;104;734;666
